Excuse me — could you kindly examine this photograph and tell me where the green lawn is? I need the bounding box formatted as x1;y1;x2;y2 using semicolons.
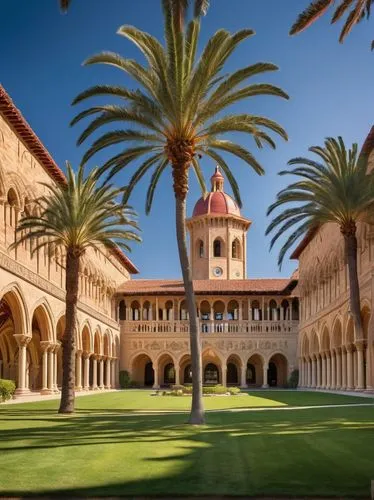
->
0;390;373;497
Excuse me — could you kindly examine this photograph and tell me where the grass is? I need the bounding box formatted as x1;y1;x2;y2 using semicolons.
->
0;390;373;497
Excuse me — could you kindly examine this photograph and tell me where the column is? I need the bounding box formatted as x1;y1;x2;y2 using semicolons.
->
341;348;347;390
222;366;227;387
48;348;54;391
99;357;104;389
262;362;269;388
14;335;31;395
175;365;180;386
356;342;365;390
40;341;51;395
240;364;247;388
326;353;331;389
111;359;116;388
153;365;159;389
83;353;90;390
346;346;353;389
321;354;326;388
307;359;312;387
311;357;315;388
92;356;98;390
105;357;111;389
366;344;373;390
53;343;61;393
75;350;82;390
330;352;336;389
316;356;321;388
336;348;342;390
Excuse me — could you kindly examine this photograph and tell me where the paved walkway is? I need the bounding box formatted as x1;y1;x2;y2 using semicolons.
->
3;389;118;405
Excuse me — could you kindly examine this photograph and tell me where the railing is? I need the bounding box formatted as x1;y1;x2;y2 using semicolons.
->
123;319;298;335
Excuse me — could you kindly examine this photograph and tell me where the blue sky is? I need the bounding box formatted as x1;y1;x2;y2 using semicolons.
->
1;0;374;279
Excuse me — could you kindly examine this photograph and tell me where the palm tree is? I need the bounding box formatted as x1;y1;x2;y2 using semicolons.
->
12;163;140;414
266;136;374;344
71;0;288;424
290;0;374;48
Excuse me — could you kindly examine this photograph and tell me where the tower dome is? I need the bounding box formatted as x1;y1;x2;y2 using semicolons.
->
192;166;241;217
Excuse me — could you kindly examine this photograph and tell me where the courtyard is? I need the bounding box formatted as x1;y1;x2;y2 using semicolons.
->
0;390;373;497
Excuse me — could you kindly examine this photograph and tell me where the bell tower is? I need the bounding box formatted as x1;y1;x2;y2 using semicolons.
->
186;167;251;280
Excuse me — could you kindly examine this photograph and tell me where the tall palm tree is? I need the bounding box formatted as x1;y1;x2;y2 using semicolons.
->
12;163;140;414
266;136;374;344
71;0;288;424
290;0;374;48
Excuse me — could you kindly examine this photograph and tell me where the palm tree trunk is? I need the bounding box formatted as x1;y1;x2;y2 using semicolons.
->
173;165;205;425
58;248;79;414
343;224;364;341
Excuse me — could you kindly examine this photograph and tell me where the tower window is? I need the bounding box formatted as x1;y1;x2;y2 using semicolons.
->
232;239;241;259
199;240;204;258
213;239;222;257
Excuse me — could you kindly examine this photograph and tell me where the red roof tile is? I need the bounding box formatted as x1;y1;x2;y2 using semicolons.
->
117;278;297;296
0;84;139;275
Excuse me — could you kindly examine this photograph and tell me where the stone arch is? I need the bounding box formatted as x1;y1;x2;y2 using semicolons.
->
331;317;343;348
320;325;331;352
345;317;354;346
213;237;225;258
103;331;112;357
93;328;102;356
227;300;239;320
178;352;192;384
30;299;55;341
361;304;371;340
310;330;319;355
131;352;154;386
156;352;176;386
231;238;241;259
268;353;288;387
301;333;310;357
81;323;92;353
0;284;29;336
226;353;242;385
202;347;223;384
246;353;264;386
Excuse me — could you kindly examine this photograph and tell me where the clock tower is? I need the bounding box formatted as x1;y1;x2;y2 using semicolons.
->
186;166;251;280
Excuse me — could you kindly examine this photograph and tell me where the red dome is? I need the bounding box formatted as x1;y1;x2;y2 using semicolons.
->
193;191;241;217
192;166;241;217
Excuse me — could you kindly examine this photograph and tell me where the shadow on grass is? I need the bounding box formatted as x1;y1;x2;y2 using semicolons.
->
0;405;373;497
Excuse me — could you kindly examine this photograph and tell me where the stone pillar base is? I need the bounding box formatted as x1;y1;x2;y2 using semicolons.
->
92;386;100;391
240;384;248;389
262;383;269;389
14;388;31;397
153;384;160;390
40;388;54;396
75;386;83;392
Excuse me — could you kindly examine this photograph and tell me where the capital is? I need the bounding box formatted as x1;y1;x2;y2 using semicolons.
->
14;334;31;348
356;340;366;351
40;340;54;353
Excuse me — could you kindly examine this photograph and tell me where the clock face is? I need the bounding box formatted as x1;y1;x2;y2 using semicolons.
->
213;266;223;277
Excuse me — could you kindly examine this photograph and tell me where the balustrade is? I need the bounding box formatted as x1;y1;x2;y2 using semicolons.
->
123;319;298;335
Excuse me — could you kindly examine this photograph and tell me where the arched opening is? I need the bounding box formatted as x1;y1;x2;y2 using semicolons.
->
269;299;279;321
197;239;204;258
179;354;192;384
227;300;239;320
247;354;264;386
332;319;342;349
281;299;290;321
158;353;175;386
183;364;192;384
179;300;189;321
7;188;18;228
213;300;225;321
268;353;288;387
56;316;65;388
200;301;211;321
226;354;241;385
143;301;151;320
164;363;175;385
119;300;126;321
361;306;371;340
28;305;51;391
232;238;241;259
213;238;223;257
131;301;140;321
131;353;154;386
165;301;173;321
204;363;219;384
292;298;299;320
251;300;262;321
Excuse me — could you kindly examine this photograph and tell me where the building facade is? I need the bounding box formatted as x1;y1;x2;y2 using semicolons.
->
293;127;374;392
0;86;299;397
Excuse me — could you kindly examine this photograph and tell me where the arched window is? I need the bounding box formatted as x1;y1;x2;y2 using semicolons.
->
251;300;261;321
131;301;140;321
119;300;126;320
213;239;222;257
232;239;241;259
7;189;18;229
198;240;204;258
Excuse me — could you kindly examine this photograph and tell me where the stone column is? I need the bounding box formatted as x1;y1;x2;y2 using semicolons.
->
316;356;321;388
111;359;116;388
262;362;269;388
240;364;247;388
99;357;104;389
14;334;31;396
175;365;180;386
307;359;312;387
75;350;82;391
105;357;111;389
222;366;227;387
356;342;365;390
40;341;52;395
346;345;353;390
311;356;316;388
366;344;373;390
48;348;54;392
83;353;90;390
53;342;61;393
330;352;336;389
337;348;342;389
92;356;98;390
326;353;331;389
341;348;347;390
322;354;326;388
153;365;159;389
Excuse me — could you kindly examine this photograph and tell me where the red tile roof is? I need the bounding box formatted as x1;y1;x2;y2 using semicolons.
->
0;84;139;275
117;278;297;296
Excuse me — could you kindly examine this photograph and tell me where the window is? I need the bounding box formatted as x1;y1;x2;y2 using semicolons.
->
213;239;221;257
198;240;204;258
232;239;241;259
